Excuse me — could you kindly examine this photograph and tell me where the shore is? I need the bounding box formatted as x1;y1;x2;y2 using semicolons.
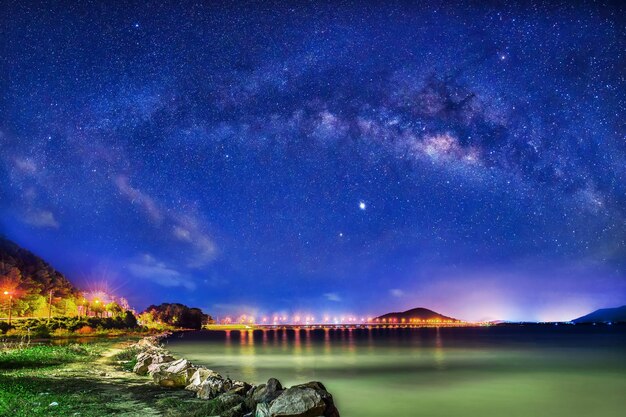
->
0;335;218;417
1;332;341;417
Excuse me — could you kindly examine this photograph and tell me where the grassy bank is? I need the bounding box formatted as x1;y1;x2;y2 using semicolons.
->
0;337;223;417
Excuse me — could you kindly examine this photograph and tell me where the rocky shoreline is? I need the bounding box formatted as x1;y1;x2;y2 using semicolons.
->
130;333;341;417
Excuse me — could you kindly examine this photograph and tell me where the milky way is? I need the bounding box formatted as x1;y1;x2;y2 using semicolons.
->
1;1;625;320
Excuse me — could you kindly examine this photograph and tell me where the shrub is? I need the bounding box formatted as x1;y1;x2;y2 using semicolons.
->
31;323;51;339
0;322;13;334
52;328;71;337
76;325;94;334
123;310;138;328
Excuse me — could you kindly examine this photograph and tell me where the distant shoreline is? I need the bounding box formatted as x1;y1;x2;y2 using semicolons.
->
201;322;625;332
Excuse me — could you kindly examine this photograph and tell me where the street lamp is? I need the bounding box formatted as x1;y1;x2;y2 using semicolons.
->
3;291;13;326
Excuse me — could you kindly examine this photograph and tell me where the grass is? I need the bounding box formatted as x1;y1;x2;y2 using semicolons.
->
0;339;231;417
0;372;126;417
0;343;119;416
0;344;100;369
110;344;140;372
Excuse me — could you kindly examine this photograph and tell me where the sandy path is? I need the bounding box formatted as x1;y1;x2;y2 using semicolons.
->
47;342;165;417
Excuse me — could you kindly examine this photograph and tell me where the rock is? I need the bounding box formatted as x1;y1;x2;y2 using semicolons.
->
218;392;246;409
269;387;326;417
185;368;222;392
146;361;170;376
135;352;176;376
254;403;271;417
291;382;339;417
152;359;197;388
250;378;283;404
197;376;232;400
229;380;253;396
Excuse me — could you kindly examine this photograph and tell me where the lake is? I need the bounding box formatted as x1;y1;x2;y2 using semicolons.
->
165;326;626;417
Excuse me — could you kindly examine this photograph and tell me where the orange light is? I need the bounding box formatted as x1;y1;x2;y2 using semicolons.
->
3;291;9;295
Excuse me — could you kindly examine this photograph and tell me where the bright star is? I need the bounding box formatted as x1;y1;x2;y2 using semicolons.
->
359;201;366;210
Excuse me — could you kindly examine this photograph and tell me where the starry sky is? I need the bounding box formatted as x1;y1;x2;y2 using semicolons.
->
1;1;625;321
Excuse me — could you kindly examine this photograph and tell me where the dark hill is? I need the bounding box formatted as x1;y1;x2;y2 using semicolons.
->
0;236;78;299
375;307;460;323
573;306;626;323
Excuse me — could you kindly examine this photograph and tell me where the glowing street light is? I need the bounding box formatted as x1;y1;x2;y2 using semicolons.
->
3;291;13;325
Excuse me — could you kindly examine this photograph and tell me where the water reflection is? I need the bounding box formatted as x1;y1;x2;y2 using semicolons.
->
324;328;331;356
434;327;445;370
165;327;626;417
240;330;257;381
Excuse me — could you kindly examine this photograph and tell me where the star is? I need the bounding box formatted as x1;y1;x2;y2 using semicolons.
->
359;201;367;210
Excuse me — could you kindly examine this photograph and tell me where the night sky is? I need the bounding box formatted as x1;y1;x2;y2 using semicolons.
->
1;1;625;321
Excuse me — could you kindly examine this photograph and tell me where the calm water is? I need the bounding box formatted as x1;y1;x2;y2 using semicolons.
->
165;326;626;417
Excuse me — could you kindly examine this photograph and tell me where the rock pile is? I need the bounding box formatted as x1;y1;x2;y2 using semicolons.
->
131;334;340;417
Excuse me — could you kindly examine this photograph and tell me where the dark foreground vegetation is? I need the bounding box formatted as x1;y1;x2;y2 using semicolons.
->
0;339;224;417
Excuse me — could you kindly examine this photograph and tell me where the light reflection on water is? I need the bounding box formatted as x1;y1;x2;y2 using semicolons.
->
166;327;626;417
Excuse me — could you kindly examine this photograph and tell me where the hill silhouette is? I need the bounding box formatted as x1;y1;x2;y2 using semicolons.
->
375;307;460;323
573;306;626;323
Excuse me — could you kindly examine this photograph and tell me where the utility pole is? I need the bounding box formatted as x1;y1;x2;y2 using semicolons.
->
47;290;53;323
3;291;12;326
7;293;12;326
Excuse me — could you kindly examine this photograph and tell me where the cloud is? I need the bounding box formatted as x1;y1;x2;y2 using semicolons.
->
324;292;342;302
114;176;217;267
23;210;59;229
127;254;196;290
114;175;162;222
390;289;404;298
171;217;217;267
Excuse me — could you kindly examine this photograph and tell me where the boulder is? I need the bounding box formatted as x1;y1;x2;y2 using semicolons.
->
147;361;170;376
269;387;326;417
217;392;246;409
250;378;283;404
133;352;175;375
254;403;271;417
229;380;253;396
185;368;222;392
197;376;233;400
291;382;339;417
151;358;197;388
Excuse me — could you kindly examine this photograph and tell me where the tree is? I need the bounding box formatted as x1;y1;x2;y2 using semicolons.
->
142;303;209;329
105;302;123;317
123;310;138;328
0;266;21;291
90;300;105;317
